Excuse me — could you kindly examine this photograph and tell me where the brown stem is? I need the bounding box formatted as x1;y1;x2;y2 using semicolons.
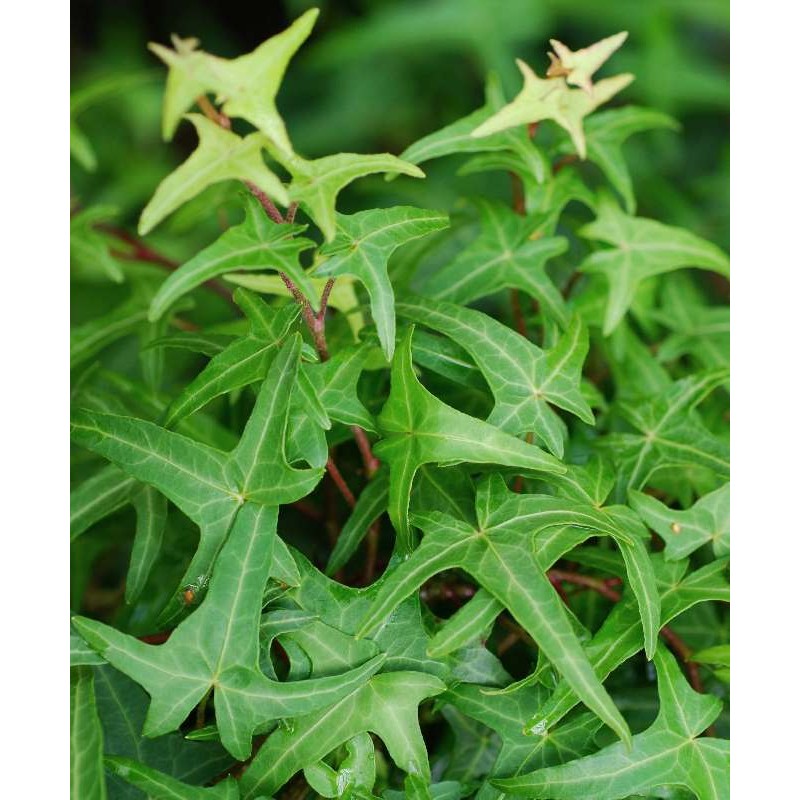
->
196;95;231;129
285;202;299;224
549;569;621;602
245;181;285;224
352;426;380;477
510;288;528;338
326;457;356;508
553;153;579;175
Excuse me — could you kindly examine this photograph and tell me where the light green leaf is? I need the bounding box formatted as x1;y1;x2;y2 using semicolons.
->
472;60;633;159
317;206;449;359
139;115;287;236
240;672;445;799
579;195;730;334
71;206;124;283
125;486;168;603
547;32;628;93
277;150;425;241
374;327;566;550
149;9;318;151
495;646;729;800
427;589;504;658
421;202;569;326
398;297;593;456
71;667;107;800
629;483;730;560
149;194;315;320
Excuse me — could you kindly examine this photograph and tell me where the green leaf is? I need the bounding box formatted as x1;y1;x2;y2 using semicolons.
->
240;672;445;799
357;476;642;746
495;646;729;799
149;194;316;320
139;115;287;236
126;486;168;603
105;756;238;799
149;9;318;151
420;202;569;326
70;465;138;540
578;107;679;212
602;370;730;497
316;206;449;359
304;733;377;798
398;297;593;456
374;327;566;550
74;502;384;760
629;483;730;560
277;150;425;241
426;589;504;658
71;667;107;800
163;291;299;427
579;195;730;334
523;557;730;735
94;664;233;797
472;60;633;159
71;334;324;623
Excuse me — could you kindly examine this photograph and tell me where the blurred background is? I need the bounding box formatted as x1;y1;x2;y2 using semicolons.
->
71;0;729;250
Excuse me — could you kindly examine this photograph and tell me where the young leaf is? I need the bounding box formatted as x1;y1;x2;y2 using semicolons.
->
495;646;729;800
472;60;633;158
547;32;628;93
139;115;287;235
374;327;566;550
240;672;446;799
149;9;319;152
316;206;449;359
398;297;593;456
71;667;107;800
149;194;316;320
420;202;569;326
277;150;425;241
629;483;730;559
73;503;384;760
579;195;730;334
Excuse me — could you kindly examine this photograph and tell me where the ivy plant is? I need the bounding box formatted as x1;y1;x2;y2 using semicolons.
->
71;10;729;800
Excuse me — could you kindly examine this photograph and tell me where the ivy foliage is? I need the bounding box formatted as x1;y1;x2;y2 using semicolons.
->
71;9;729;800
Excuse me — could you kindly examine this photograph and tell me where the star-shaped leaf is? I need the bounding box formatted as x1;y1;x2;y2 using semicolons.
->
105;756;238;800
574;106;679;212
277;150;425;241
94;664;234;798
524;557;729;736
356;475;644;746
547;32;628;93
374;327;566;551
139;115;288;235
421;202;569;326
149;194;316;320
71;334;324;624
316;206;449;359
398;296;593;456
630;483;730;560
149;9;319;151
495;645;729;799
240;672;445;799
304;733;379;800
73;502;385;760
601;369;730;498
579;195;730;334
472;60;633;159
162;289;299;427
